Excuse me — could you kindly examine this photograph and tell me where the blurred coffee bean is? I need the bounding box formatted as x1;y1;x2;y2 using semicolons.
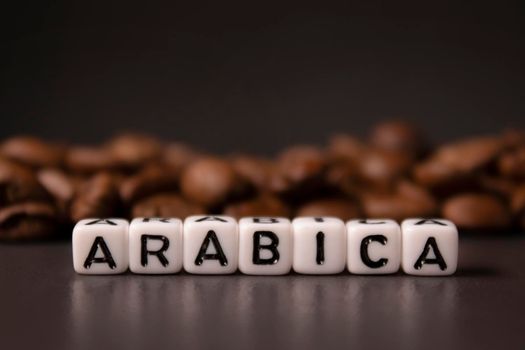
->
413;136;506;193
477;175;517;198
498;146;525;179
230;155;276;190
369;120;425;155
65;146;115;174
442;193;511;230
296;198;360;221
120;164;179;203
0;201;58;240
70;173;120;221
37;168;75;210
0;158;51;205
510;185;525;229
268;145;329;201
223;194;290;219
163;143;203;172
105;133;162;169
501;129;525;148
358;149;413;189
433;136;504;173
324;160;359;194
362;181;437;221
1;136;64;168
277;145;326;184
180;157;238;207
327;134;366;162
132;193;204;218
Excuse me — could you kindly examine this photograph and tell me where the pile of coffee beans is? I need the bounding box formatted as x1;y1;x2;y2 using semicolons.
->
0;120;523;240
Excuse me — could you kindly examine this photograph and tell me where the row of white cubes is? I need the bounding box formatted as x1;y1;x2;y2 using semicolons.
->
72;216;458;276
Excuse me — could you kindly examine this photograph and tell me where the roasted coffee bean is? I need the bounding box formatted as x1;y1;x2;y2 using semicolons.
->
119;164;179;203
1;136;64;168
498;146;525;179
230;155;276;190
296;198;360;221
327;134;366;162
477;175;517;198
442;193;511;230
223;194;290;219
65;146;115;174
70;173;120;221
0;158;51;205
37;168;75;212
0;201;58;240
361;181;437;221
413;136;506;192
106;133;162;169
433;136;504;173
132;193;204;218
276;145;326;184
163;142;203;172
180;157;238;207
358;149;413;189
369;120;425;155
511;185;525;229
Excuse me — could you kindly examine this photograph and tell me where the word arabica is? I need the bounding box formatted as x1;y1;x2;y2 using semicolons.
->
72;216;458;276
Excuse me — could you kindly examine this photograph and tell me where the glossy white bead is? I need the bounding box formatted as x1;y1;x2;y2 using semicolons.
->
292;217;346;274
129;217;183;274
346;219;401;274
238;217;292;275
401;218;458;276
183;215;238;274
72;218;129;274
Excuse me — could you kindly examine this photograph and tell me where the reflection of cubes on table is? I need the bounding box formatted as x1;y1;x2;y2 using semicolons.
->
72;218;129;274
402;218;458;276
347;219;401;275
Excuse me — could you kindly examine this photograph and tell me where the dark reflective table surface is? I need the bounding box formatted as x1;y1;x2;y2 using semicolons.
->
0;236;523;350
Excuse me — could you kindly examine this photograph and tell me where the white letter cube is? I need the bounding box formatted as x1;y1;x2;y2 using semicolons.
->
129;217;183;274
183;216;238;274
401;218;458;276
293;217;346;274
238;217;292;275
346;219;401;274
72;218;129;274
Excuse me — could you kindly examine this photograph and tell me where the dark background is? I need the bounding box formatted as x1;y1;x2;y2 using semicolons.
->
3;1;524;154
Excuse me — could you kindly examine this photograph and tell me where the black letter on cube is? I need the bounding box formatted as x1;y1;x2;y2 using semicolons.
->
83;236;117;269
253;231;280;264
194;230;228;266
316;232;325;265
360;235;388;268
141;234;170;267
414;237;447;270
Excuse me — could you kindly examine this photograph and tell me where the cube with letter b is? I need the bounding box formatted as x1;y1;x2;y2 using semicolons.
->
129;217;183;274
239;217;292;275
72;218;129;274
401;218;458;276
293;217;346;274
